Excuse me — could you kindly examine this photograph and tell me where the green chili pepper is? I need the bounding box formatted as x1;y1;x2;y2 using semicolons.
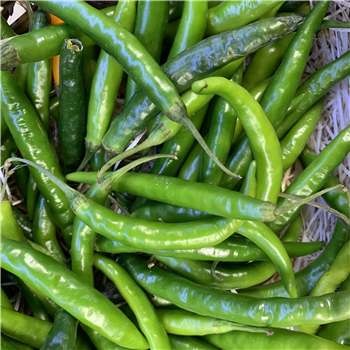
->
192;76;283;204
1;131;17;166
31;0;188;133
26;8;52;132
203;328;349;350
156;309;271;336
124;1;168;105
13;63;29;93
168;1;207;59
26;174;40;221
94;254;171;350
239;221;348;298
102;16;304;156
1;336;20;350
169;334;218;350
39;309;78;350
268;125;350;235
1;334;35;350
281;214;303;242
200;64;243;185
317;320;350;347
33;195;66;262
119;253;350;328
96;234;324;262
1;237;148;349
298;240;350;334
48;96;59;122
11;206;33;241
300;147;349;217
58;38;86;174
11;153;29;202
1;15;15;39
259;1;330;130
79;0;137;170
206;1;284;36
1;71;74;245
1;288;14;310
280;97;325;171
240;161;257;198
168;1;184;21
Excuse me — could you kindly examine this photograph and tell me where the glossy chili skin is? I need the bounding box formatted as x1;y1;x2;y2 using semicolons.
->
59;38;86;174
32;1;187;127
200;65;243;185
11;206;33;241
27;174;40;221
268;125;350;234
206;1;283;36
66;171;276;222
1;15;15;39
192;77;282;204
11;152;29;202
119;253;350;328
300;147;349;217
299;241;350;334
49;96;59;122
96;234;324;262
317;321;350;347
0;131;17;166
82;1;137;169
102;16;304;155
276;49;350;139
39;309;78;350
203;328;349;350
259;1;330;130
33;194;66;262
281;214;303;242
0;237;148;349
1;71;74;239
280;97;325;171
93;254;171;350
240;160;256;197
124;1;168;105
169;335;218;350
168;1;207;59
27;8;52;132
240;221;348;298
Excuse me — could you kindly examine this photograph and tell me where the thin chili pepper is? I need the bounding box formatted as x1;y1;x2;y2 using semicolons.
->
281;214;303;242
48;96;59;122
11;206;33;241
200;64;244;185
11;153;29;202
259;1;330;130
206;1;283;36
268;125;350;235
1;131;17;166
192;76;283;204
124;1;168;106
58;38;86;174
168;1;184;21
27;240;66;265
2;272;52;322
1;237;148;349
102;16;304;156
39;309;78;350
26;8;52;132
1;336;19;350
280;97;325;171
276;50;350;138
13;63;29;93
168;1;207;60
1;71;75;245
203;327;349;350
1;335;36;350
169;334;218;350
96;234;325;263
239;221;348;298
1;15;15;39
90;147;106;172
94;253;171;350
240;161;257;198
31;0;188;133
26;174;40;221
300;146;349;217
81;45;99;102
66;170;277;222
298;240;350;335
79;0;137;171
156;309;271;336
119;253;350;328
33;194;66;262
1;287;14;310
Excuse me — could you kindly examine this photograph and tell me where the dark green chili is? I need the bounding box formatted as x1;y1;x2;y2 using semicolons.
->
49;96;59;122
0;131;17;166
11;153;29;202
26;174;40;221
58;38;86;174
11;206;33;241
119;253;350;328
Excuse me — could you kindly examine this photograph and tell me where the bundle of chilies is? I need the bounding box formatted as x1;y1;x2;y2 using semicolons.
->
0;0;349;349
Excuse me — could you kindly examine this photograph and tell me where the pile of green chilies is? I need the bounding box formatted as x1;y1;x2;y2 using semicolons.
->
1;1;350;349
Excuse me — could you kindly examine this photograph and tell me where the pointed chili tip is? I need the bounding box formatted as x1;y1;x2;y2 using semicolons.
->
191;80;208;94
1;44;20;71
